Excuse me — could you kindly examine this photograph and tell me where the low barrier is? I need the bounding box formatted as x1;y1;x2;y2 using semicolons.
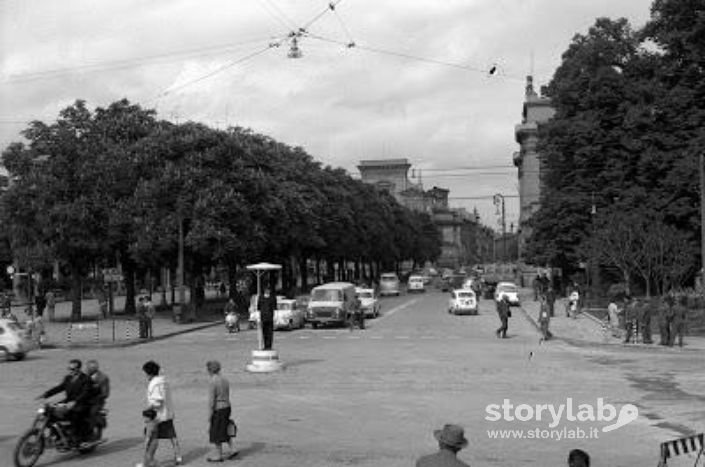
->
658;432;703;466
64;320;141;345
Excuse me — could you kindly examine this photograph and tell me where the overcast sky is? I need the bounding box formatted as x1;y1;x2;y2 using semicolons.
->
0;0;654;229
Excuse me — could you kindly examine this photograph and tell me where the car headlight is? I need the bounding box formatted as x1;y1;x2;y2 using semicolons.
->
37;407;46;415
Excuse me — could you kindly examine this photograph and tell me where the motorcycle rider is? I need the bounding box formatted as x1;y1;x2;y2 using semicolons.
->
224;298;240;333
38;359;93;446
85;359;110;440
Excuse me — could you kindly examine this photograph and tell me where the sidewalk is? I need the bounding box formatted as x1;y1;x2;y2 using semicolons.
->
7;291;225;349
518;289;705;351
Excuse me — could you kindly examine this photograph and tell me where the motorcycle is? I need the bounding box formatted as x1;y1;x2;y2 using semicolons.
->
14;403;107;467
225;311;240;333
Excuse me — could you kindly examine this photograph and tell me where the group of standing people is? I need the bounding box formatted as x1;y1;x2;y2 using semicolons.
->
610;295;688;346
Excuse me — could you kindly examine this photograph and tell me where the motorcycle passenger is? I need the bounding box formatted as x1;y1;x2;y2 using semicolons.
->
85;359;110;439
39;359;93;446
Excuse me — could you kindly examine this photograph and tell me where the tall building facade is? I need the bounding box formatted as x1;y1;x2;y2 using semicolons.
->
357;159;492;268
514;76;555;261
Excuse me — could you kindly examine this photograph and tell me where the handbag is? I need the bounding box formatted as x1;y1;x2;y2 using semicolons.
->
507;309;512;317
227;419;238;438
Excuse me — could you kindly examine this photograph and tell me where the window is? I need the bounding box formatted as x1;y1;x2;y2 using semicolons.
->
311;289;342;302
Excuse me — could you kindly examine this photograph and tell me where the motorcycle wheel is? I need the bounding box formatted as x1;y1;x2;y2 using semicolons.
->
14;428;44;467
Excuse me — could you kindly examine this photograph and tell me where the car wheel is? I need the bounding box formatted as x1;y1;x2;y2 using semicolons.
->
311;322;318;329
12;352;26;361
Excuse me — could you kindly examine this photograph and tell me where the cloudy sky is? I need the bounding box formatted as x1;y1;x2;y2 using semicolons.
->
0;0;653;228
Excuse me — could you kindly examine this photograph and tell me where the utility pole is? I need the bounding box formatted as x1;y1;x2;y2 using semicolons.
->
177;216;185;323
493;194;506;261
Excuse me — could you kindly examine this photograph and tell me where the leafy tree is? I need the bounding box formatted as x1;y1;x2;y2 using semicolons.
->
526;10;703;287
2;101;111;318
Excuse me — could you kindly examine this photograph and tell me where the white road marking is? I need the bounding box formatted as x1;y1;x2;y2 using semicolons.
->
347;336;361;339
375;298;420;323
420;336;435;339
369;336;383;339
322;336;336;339
394;336;410;339
298;335;311;339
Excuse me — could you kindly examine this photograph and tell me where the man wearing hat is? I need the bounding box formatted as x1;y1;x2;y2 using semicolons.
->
416;424;470;467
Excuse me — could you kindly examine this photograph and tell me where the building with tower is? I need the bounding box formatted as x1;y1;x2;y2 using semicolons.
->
514;75;555;263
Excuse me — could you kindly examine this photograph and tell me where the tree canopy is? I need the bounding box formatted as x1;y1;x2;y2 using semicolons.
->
1;100;443;317
524;1;704;292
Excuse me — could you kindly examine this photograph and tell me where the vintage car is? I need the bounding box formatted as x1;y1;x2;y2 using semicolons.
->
407;275;425;293
448;289;478;315
379;273;401;296
0;318;33;360
355;287;380;318
494;282;520;306
274;299;305;330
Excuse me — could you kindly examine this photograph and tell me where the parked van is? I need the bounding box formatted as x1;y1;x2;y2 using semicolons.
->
306;282;357;328
379;273;401;296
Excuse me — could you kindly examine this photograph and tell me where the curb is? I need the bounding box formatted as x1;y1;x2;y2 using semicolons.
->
39;320;222;350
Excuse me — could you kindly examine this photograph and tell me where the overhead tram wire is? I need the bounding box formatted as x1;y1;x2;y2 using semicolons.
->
258;0;299;31
301;0;346;33
151;2;347;102
2;35;281;85
302;32;525;81
150;42;282;103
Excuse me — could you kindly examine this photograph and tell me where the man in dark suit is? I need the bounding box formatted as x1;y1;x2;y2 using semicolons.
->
258;288;277;350
39;359;93;444
495;296;510;339
415;424;471;467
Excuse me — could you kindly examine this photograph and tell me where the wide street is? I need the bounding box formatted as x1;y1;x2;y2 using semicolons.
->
1;289;703;467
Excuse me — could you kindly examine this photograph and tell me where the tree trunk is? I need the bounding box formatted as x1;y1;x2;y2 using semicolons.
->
70;264;82;321
299;255;309;293
623;270;631;297
123;261;137;315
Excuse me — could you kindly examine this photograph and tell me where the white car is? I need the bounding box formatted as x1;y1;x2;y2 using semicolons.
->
448;289;478;315
274;299;305;330
494;282;520;306
0;318;33;360
407;275;425;293
355;288;380;318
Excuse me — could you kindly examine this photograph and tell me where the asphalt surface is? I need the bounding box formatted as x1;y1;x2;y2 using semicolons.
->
1;289;703;466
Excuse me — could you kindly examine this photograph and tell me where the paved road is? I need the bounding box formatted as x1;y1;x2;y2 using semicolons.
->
1;290;703;466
